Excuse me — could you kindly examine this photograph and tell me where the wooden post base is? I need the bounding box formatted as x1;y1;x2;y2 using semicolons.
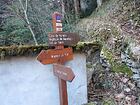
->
58;78;68;105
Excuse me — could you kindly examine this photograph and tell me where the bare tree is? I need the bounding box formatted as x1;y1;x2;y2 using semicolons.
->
18;0;38;45
73;0;80;16
61;0;65;18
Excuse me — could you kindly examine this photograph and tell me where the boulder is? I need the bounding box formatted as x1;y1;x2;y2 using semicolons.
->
80;0;97;17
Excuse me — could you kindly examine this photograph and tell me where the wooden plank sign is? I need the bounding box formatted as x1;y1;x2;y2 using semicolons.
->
48;32;80;46
37;48;73;65
53;64;75;82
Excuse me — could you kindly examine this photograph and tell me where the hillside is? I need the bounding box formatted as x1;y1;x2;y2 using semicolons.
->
77;0;140;104
77;0;140;77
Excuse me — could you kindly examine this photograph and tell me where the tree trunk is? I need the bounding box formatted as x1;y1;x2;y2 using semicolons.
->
61;0;65;18
18;0;38;45
73;0;80;15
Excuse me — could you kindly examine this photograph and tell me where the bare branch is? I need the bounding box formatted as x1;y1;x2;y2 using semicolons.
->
18;0;25;11
18;0;38;45
25;0;28;12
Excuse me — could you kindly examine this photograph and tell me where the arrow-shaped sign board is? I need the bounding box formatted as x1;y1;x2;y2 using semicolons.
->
48;32;80;46
53;64;75;82
37;48;73;65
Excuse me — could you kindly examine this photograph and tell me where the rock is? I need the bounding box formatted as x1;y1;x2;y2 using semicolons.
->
125;96;137;105
131;96;137;105
121;48;140;89
121;77;129;83
125;96;132;104
102;63;108;68
132;74;140;81
131;45;140;61
121;53;127;61
138;96;140;104
105;67;110;71
124;88;131;92
126;59;133;65
131;68;139;74
115;92;125;101
136;80;140;88
80;0;97;17
100;56;110;68
128;81;135;89
127;43;140;62
132;62;140;69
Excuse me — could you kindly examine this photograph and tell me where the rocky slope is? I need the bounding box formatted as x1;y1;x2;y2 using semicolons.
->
77;0;140;104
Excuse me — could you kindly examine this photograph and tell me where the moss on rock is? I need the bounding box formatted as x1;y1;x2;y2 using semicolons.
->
102;47;133;77
112;62;133;77
0;42;102;60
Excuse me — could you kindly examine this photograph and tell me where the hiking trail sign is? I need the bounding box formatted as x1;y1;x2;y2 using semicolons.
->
37;48;73;64
37;12;80;105
48;32;80;46
53;64;75;82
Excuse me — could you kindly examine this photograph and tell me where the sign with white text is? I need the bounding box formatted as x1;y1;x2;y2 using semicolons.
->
48;32;80;46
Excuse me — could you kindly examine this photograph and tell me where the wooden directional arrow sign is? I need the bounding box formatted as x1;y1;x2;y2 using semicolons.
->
36;48;73;65
53;64;75;82
48;32;80;46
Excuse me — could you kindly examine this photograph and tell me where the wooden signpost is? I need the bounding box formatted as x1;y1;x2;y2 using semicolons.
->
37;12;80;105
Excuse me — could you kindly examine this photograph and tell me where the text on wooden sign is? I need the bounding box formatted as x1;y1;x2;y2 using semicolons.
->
48;32;80;46
37;48;73;64
53;64;75;82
